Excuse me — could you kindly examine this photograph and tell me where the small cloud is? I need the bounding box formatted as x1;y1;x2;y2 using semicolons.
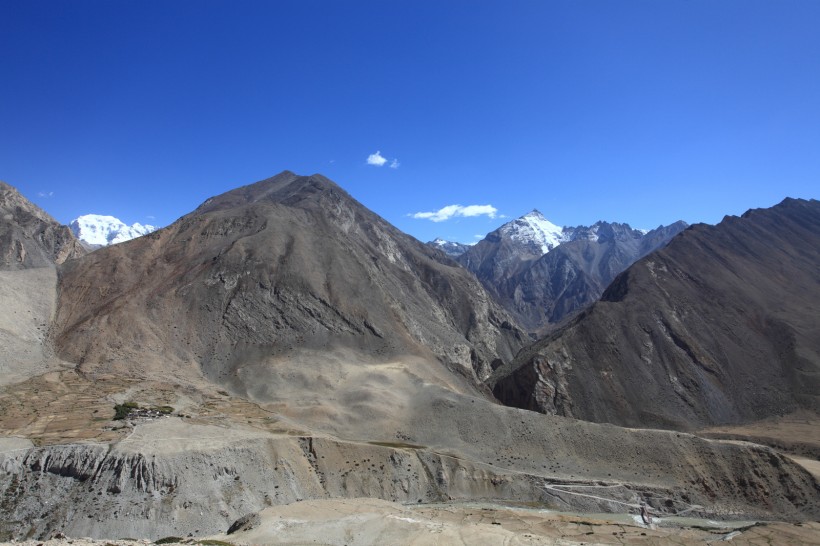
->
390;159;400;169
410;204;498;222
474;234;483;239
146;215;156;220
38;191;54;198
367;151;388;167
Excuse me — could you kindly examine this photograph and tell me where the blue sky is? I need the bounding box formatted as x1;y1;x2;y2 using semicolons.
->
2;1;818;244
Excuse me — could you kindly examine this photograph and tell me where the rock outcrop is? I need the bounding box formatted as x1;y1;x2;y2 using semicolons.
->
2;414;818;541
0;182;85;270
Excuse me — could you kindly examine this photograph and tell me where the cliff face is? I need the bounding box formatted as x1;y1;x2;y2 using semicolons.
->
492;198;820;429
0;181;85;270
3;414;819;541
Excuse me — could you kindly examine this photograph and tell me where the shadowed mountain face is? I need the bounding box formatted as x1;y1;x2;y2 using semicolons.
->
492;198;820;429
459;217;687;331
53;172;525;386
0;181;85;269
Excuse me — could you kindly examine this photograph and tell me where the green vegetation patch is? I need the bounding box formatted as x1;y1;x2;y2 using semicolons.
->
155;536;185;544
113;401;139;420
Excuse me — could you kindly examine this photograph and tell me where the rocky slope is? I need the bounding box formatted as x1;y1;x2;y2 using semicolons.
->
0;182;85;385
3;406;819;541
458;211;686;330
52;171;525;385
491;198;820;429
1;180;818;541
0;182;85;270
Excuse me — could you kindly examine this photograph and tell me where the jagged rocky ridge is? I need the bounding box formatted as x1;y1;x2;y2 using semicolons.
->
458;210;687;330
0;181;85;270
491;198;820;429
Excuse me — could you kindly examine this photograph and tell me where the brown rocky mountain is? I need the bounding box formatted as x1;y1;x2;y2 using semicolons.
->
1;179;819;541
492;198;820;429
53;171;526;386
0;181;85;269
458;213;687;331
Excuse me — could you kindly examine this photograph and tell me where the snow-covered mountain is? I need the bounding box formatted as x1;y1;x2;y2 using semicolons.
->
499;210;650;252
458;211;688;329
499;210;569;254
70;214;157;247
426;238;472;257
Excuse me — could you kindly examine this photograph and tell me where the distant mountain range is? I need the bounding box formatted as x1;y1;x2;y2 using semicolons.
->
427;237;472;257
491;197;820;429
69;214;157;247
436;210;687;331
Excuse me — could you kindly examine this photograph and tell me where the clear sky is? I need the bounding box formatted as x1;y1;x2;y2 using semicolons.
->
2;1;818;244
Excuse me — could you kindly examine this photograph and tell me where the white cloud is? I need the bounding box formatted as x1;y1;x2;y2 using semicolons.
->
367;151;400;168
38;191;54;198
367;151;388;166
410;204;498;222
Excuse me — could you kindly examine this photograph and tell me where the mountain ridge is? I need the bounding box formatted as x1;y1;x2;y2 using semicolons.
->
458;210;687;330
0;180;85;269
491;197;820;429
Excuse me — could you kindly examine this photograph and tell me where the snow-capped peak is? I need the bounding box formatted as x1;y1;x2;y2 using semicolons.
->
70;214;157;246
501;210;569;254
426;237;471;257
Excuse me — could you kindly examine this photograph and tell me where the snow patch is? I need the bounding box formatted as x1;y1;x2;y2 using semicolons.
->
501;210;569;254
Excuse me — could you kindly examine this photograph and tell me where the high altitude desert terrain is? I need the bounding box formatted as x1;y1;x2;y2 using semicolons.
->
1;174;819;545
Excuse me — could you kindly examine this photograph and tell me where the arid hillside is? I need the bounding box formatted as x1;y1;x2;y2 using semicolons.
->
52;171;526;387
1;179;818;542
493;198;820;429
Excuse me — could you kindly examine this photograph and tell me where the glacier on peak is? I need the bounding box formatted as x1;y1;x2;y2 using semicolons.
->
500;209;569;254
70;214;157;247
493;211;652;256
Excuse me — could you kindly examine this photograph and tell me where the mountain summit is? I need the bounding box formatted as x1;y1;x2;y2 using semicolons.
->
499;210;568;254
53;171;525;386
458;211;687;330
70;214;157;246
